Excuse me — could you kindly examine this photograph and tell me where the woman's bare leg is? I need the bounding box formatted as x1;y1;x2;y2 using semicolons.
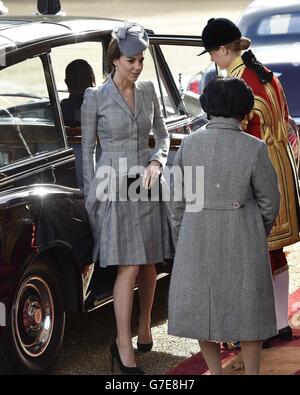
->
240;341;262;375
113;265;140;367
198;341;223;375
137;264;157;343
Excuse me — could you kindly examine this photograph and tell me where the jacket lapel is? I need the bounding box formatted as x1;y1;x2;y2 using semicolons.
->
107;76;134;119
134;85;142;119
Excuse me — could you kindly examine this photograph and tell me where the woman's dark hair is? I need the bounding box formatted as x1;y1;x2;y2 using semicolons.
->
107;37;122;75
200;76;254;120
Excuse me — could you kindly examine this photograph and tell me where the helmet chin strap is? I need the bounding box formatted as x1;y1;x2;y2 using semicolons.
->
214;63;219;75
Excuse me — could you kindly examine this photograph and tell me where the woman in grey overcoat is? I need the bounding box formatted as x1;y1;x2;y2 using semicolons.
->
81;23;173;374
168;76;280;375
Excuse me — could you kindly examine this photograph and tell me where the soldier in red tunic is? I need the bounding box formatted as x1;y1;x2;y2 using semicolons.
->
199;18;300;343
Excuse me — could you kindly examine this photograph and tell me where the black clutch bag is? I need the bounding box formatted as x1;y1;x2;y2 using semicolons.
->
126;174;162;200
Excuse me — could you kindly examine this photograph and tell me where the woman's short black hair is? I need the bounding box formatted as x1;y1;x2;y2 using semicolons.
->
200;76;254;120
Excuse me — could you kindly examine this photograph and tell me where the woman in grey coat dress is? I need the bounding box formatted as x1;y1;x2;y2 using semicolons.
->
168;77;280;375
81;23;172;374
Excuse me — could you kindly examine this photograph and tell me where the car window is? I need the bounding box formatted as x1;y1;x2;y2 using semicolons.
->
257;13;300;35
143;48;179;117
0;57;64;168
50;40;180;121
50;41;104;102
158;45;203;117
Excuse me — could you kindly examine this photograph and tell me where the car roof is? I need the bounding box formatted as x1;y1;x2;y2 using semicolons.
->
237;0;300;44
0;16;125;52
245;0;299;10
238;0;300;21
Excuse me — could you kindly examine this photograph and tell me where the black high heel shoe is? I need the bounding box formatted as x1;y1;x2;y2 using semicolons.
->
110;341;144;375
137;341;153;353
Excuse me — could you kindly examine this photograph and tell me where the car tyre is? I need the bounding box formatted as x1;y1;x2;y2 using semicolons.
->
4;260;65;374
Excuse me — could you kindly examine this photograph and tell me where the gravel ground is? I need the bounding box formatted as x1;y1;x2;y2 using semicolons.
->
51;276;201;375
136;242;300;375
50;242;300;375
1;243;298;375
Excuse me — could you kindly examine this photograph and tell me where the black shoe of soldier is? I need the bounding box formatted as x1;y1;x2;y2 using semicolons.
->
263;325;293;348
277;325;293;341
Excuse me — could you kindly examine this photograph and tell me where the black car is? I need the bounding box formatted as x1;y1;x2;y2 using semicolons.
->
0;4;204;374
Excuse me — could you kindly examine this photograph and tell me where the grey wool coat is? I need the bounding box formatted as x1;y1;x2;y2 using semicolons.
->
81;76;173;267
168;117;280;342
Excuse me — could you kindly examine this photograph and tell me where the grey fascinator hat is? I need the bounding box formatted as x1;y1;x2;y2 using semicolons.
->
112;21;149;57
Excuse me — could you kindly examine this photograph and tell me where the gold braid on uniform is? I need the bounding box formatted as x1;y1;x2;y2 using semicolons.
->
228;55;300;249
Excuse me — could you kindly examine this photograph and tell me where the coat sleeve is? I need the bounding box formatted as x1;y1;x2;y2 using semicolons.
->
171;138;186;247
148;82;170;167
81;87;98;198
251;142;281;236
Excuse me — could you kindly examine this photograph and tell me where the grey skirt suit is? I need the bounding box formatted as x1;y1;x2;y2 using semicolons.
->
81;76;173;267
168;117;280;342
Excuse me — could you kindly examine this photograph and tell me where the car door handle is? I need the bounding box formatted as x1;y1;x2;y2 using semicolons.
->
0;172;7;180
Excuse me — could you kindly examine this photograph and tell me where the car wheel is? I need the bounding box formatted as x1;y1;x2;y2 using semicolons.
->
6;260;65;374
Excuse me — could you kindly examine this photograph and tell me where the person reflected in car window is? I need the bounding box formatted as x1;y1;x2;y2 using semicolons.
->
199;17;299;347
81;22;173;375
61;59;96;127
61;59;96;191
169;76;280;375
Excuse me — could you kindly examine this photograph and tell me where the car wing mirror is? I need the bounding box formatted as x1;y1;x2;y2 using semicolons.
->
37;0;61;15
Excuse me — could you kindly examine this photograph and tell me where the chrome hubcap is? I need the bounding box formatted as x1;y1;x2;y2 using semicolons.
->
13;276;54;357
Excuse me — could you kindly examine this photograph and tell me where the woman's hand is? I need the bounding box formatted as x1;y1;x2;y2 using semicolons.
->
142;160;161;189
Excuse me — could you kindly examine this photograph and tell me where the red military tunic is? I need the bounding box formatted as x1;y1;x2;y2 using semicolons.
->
227;55;300;274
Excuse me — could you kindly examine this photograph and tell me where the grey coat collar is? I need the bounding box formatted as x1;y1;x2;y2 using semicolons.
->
206;117;242;132
106;75;142;119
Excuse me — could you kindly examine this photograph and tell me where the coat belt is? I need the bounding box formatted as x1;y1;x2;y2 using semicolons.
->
201;201;245;210
100;148;149;152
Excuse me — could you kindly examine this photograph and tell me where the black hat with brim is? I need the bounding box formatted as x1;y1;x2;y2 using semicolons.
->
198;18;243;56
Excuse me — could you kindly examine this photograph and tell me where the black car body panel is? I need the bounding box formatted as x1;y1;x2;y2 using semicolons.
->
0;184;92;310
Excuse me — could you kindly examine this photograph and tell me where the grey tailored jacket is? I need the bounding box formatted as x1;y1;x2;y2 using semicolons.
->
168;117;280;342
81;76;170;198
81;76;172;266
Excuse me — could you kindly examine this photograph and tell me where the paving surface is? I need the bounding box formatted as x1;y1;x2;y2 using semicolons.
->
51;242;300;375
